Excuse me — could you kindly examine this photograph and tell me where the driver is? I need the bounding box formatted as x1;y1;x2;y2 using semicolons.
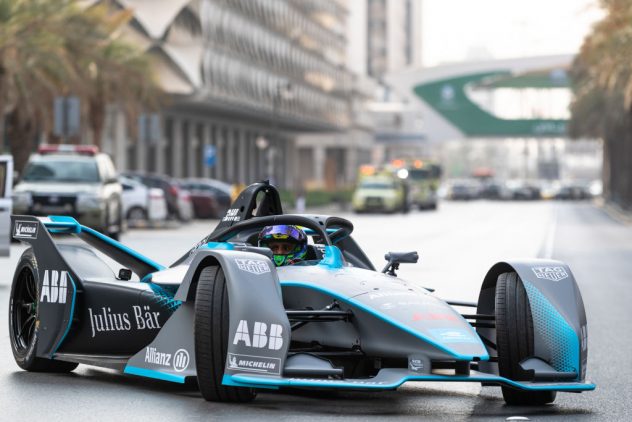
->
258;225;307;266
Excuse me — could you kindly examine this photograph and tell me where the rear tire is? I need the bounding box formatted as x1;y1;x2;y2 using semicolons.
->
194;266;256;402
9;249;78;373
495;272;556;405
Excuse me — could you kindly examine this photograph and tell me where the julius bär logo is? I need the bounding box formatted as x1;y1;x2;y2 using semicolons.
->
40;270;68;304
532;266;569;282
14;221;38;239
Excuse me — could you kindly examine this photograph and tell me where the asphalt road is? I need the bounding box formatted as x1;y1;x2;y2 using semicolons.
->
0;200;630;421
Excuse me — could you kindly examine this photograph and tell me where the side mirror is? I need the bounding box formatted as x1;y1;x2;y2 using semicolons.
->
382;251;419;276
118;268;132;281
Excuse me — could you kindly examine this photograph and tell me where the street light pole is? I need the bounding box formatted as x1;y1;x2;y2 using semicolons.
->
270;81;294;185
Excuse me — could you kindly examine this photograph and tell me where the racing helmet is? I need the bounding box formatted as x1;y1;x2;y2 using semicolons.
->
258;225;307;266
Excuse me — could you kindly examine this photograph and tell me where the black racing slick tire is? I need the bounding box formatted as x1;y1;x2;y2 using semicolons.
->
8;249;78;373
495;272;556;405
194;266;256;402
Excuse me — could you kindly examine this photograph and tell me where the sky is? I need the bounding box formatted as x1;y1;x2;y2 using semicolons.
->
422;0;604;67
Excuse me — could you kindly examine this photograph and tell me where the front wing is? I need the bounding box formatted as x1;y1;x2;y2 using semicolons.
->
223;369;596;392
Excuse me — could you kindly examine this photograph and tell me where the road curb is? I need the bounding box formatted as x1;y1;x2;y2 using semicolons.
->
596;198;632;226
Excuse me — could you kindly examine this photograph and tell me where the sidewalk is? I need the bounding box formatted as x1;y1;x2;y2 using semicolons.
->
597;198;632;225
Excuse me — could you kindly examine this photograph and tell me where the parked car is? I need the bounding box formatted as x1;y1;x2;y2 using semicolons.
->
181;178;232;219
122;172;192;221
448;180;480;200
507;181;541;200
120;176;168;225
555;183;592;200
13;145;123;239
175;181;194;222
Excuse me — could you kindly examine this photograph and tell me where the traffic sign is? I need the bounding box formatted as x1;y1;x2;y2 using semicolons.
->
204;145;216;167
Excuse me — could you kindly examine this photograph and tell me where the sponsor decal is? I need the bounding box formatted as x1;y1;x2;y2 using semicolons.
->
288;378;387;386
408;357;426;373
222;208;240;222
532;266;569;282
14;221;39;239
88;305;161;338
144;347;190;372
40;270;68;304
188;238;208;256
173;349;190;372
412;312;458;322
368;291;418;300
227;353;281;375
235;259;270;275
145;347;171;366
233;320;284;350
429;328;478;344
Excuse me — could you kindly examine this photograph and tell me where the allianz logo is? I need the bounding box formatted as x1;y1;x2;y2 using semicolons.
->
145;347;190;372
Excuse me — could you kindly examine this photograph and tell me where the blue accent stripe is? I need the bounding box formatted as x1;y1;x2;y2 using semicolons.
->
124;366;185;384
45;215;165;272
318;246;344;269
224;373;596;392
51;274;77;357
80;225;165;271
203;242;235;250
280;281;489;361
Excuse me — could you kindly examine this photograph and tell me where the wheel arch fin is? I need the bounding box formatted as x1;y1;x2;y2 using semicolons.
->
477;260;588;381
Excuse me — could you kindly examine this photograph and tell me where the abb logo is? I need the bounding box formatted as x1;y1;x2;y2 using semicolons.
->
232;320;284;350
40;270;69;304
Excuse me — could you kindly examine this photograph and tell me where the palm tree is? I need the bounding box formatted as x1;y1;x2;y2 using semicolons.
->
0;0;83;171
0;0;162;172
570;0;632;210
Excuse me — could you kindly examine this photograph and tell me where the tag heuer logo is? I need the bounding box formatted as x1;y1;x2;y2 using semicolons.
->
14;221;38;239
532;266;569;282
235;259;270;275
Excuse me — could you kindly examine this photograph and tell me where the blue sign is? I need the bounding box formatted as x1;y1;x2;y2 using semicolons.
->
204;145;216;168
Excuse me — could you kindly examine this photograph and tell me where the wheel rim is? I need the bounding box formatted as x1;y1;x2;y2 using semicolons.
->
11;268;38;353
128;208;146;223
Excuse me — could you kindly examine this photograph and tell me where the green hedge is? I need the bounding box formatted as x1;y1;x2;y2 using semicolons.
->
278;189;354;208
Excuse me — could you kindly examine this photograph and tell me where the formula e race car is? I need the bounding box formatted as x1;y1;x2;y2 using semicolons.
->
8;181;594;406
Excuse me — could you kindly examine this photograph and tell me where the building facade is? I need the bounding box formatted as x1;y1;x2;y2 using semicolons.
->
101;0;359;189
367;0;423;81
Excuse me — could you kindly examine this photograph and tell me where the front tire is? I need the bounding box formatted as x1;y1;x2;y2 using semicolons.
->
9;249;78;372
194;266;256;402
495;272;556;405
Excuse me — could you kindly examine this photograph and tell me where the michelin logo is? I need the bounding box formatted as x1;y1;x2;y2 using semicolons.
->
14;221;38;239
227;353;281;375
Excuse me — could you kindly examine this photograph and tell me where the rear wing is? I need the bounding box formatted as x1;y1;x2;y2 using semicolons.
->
11;215;165;358
11;215;164;279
